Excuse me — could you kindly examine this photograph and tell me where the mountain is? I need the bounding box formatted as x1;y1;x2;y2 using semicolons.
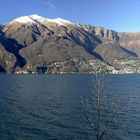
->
0;14;139;73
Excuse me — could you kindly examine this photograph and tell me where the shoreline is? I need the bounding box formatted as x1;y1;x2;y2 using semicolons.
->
0;72;140;75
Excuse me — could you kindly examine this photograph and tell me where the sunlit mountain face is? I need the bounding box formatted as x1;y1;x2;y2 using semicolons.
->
0;14;140;74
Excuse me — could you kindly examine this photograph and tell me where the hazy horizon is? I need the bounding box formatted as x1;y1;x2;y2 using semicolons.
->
1;0;140;32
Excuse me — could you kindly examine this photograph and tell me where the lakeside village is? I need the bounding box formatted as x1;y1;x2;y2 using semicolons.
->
14;58;140;74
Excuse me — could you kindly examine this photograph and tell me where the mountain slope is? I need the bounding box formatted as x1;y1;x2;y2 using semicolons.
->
94;41;136;64
0;32;17;72
119;32;140;57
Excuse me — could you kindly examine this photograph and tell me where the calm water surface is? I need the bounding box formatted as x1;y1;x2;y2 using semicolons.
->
0;74;140;140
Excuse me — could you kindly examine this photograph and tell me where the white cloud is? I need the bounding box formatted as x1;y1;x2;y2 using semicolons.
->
46;2;55;9
40;0;55;9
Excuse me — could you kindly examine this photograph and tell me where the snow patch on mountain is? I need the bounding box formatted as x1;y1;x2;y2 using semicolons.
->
9;14;74;26
46;17;73;25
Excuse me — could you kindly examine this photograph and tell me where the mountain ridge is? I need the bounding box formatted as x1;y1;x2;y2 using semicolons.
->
0;14;140;73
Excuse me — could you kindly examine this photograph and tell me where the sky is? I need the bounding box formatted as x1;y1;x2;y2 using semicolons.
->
1;0;140;32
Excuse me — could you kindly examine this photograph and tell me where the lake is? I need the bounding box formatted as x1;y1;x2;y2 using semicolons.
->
0;74;140;140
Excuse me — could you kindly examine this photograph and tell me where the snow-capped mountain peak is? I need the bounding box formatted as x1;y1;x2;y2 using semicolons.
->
46;17;73;25
9;14;74;26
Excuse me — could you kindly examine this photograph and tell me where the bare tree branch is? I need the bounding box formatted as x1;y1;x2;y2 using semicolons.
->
81;67;119;140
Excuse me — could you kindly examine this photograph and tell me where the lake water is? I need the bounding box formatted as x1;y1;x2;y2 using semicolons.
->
0;74;140;140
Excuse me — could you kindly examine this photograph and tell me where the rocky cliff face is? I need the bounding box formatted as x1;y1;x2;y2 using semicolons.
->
79;24;119;41
0;15;139;73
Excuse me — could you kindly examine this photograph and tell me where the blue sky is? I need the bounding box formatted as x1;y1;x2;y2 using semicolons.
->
1;0;140;32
